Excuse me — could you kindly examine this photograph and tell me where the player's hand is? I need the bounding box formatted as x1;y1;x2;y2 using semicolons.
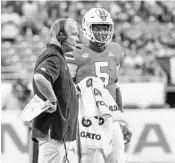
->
44;100;57;113
120;125;132;144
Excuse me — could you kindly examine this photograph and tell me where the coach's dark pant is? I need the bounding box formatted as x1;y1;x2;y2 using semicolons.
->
32;141;38;163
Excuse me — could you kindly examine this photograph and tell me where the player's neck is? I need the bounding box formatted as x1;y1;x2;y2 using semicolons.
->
89;41;105;53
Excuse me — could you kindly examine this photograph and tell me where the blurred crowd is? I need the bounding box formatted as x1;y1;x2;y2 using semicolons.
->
1;78;32;111
1;0;175;83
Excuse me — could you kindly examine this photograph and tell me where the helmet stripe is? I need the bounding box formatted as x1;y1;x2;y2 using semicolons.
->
97;8;108;21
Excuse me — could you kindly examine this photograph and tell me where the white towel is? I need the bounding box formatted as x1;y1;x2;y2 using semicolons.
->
77;77;126;156
77;77;124;120
78;115;113;156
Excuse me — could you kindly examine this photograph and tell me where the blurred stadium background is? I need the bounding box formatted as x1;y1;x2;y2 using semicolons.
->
1;0;175;163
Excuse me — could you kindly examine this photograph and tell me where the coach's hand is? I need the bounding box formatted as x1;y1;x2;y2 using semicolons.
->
121;125;132;144
45;100;57;113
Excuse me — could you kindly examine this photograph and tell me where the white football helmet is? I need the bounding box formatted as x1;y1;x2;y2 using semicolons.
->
82;8;114;44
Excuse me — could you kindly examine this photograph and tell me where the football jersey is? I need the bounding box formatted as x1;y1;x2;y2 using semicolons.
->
66;42;124;99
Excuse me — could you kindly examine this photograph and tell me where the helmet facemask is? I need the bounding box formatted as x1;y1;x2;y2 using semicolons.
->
91;24;114;44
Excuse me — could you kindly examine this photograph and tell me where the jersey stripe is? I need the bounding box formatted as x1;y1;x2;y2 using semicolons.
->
65;52;76;64
65;52;74;58
65;56;75;60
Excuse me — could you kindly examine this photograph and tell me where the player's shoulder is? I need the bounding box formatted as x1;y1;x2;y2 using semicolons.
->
72;44;88;58
106;42;123;53
106;42;124;64
65;44;84;56
73;44;85;52
65;44;86;64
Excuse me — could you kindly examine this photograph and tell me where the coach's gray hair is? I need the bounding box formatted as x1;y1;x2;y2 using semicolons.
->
50;18;77;39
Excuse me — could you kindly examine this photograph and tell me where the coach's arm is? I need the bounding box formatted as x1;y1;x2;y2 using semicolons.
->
34;74;57;113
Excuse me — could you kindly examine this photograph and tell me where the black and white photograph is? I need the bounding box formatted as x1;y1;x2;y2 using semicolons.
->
1;0;175;163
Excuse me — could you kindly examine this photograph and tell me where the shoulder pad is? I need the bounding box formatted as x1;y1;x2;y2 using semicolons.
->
106;42;124;65
107;42;122;52
73;44;86;59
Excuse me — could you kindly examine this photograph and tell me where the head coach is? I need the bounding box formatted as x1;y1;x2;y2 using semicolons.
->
32;18;79;163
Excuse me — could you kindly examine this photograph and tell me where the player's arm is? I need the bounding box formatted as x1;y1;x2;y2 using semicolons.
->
115;64;123;112
114;44;132;143
114;44;125;112
115;78;132;144
115;87;123;112
115;71;132;144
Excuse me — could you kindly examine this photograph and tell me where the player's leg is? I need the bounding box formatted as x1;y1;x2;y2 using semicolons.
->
107;122;125;163
37;138;66;163
80;147;105;163
66;140;78;163
80;147;96;163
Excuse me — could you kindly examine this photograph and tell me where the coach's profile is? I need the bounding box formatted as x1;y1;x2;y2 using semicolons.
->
32;18;79;163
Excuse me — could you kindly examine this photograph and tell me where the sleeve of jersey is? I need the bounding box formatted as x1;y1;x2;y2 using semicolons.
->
112;43;124;88
34;56;60;84
65;51;78;78
114;43;125;66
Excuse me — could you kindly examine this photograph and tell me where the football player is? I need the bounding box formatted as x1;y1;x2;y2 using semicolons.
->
66;8;132;163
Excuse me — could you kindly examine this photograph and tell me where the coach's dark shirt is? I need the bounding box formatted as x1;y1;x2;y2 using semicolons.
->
32;44;78;142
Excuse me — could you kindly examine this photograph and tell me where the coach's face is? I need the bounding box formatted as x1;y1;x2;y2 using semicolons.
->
65;20;79;51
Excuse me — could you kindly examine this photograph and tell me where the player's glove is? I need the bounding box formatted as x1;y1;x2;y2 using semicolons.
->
120;125;132;144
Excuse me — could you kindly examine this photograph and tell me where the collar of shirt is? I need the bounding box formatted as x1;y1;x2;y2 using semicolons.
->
47;43;63;55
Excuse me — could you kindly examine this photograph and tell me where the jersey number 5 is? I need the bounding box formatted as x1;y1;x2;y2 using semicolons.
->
95;61;109;86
